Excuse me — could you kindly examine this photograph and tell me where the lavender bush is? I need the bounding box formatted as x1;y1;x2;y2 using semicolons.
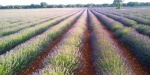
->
120;31;150;69
0;10;83;75
91;10;123;31
0;11;79;54
89;10;133;75
136;25;150;37
33;10;87;75
95;10;137;27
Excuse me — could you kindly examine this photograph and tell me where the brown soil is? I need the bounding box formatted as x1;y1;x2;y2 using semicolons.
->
97;18;150;75
19;16;79;75
75;18;95;75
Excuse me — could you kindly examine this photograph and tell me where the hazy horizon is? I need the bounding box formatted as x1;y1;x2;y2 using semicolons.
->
0;0;150;6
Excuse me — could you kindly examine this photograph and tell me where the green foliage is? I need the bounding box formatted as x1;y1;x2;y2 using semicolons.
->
111;23;123;31
136;25;150;37
40;2;48;8
30;4;41;8
113;0;124;9
115;28;132;38
127;2;140;7
86;4;94;8
120;31;150;68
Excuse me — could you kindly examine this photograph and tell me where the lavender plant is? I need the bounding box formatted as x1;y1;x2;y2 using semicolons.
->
89;10;133;75
33;10;87;75
95;10;137;27
136;25;150;37
114;27;133;38
0;11;79;54
120;31;150;69
91;10;123;31
0;10;83;75
95;8;150;26
0;11;75;37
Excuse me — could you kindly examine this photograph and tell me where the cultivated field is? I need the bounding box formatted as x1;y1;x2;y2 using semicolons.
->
0;7;150;75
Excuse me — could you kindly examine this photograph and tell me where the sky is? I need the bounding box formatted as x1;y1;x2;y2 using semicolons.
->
0;0;150;6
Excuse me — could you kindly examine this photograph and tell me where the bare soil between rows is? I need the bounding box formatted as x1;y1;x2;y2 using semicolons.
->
75;17;95;75
19;16;79;75
97;17;149;75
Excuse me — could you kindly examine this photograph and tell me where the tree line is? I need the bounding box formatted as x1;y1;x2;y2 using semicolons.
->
0;2;150;9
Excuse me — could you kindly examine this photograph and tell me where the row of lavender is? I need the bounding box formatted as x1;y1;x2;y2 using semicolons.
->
96;8;150;25
0;10;80;55
91;9;150;70
0;17;52;37
0;10;83;75
93;8;150;37
88;10;133;75
33;9;87;75
0;9;81;29
0;11;72;37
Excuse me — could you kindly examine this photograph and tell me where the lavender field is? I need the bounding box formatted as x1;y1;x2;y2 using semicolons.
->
0;7;150;75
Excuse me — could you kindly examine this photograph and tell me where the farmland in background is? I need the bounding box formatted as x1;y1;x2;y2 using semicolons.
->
0;7;150;75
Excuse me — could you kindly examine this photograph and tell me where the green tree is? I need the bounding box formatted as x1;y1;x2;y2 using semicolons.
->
40;2;48;8
76;4;84;7
58;4;65;8
113;0;124;9
86;4;94;8
30;4;40;8
127;2;140;7
102;4;110;7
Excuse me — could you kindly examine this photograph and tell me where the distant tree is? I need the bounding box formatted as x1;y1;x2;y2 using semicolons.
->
58;4;65;8
66;4;73;8
144;2;150;6
113;0;124;9
14;5;22;9
47;5;56;8
2;2;150;9
96;4;103;7
72;5;76;8
52;5;57;8
30;4;40;8
122;3;127;6
147;2;150;6
40;2;48;8
76;4;84;7
102;4;110;7
8;5;14;9
30;4;35;8
127;2;140;7
86;4;94;8
34;4;41;8
22;5;30;9
140;3;148;6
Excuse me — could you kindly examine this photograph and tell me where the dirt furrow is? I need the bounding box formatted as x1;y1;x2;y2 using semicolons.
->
19;16;79;75
75;17;95;75
96;18;149;75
